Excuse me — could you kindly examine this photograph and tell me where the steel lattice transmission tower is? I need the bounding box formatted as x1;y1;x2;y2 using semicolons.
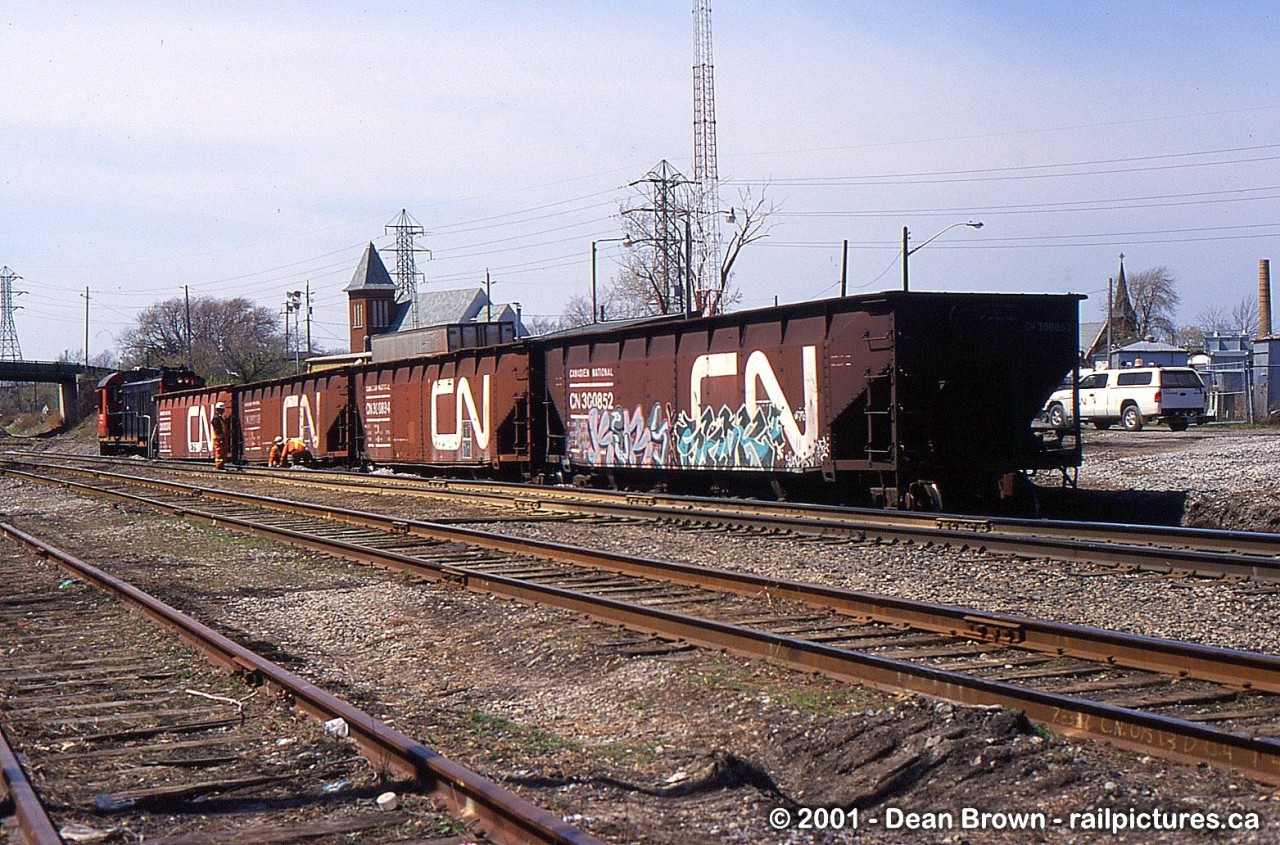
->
0;266;24;362
692;0;723;315
626;161;694;315
386;209;428;328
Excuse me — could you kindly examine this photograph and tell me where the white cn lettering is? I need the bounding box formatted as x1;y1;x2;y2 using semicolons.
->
690;352;739;418
744;345;820;460
186;406;212;454
431;375;491;451
281;393;319;449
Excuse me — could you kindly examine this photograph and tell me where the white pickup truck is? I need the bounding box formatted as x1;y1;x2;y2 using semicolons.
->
1044;366;1207;432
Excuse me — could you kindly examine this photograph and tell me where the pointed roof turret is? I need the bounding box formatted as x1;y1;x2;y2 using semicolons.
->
344;242;397;292
1110;253;1139;343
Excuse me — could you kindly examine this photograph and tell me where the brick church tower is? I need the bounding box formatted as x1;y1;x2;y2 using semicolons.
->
344;243;400;353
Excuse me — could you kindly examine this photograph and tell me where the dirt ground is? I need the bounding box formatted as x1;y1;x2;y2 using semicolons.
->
3;426;1280;843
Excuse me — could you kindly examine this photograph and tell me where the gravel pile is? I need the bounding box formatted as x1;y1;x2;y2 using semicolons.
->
1045;428;1280;531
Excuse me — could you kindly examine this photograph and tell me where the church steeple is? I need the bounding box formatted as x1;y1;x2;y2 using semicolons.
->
1111;253;1139;346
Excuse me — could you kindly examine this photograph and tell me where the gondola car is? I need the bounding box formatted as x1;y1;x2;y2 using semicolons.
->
536;291;1082;510
96;367;204;456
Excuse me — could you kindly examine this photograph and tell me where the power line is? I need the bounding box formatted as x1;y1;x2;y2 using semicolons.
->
728;144;1280;187
773;186;1280;219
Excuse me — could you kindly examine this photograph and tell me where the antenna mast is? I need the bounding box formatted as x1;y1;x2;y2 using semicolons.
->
0;266;24;362
692;0;722;315
386;209;427;328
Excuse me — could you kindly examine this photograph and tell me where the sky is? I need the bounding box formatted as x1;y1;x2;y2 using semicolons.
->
2;1;1278;361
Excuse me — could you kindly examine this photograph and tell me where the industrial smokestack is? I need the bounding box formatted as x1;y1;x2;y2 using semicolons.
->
1261;259;1273;340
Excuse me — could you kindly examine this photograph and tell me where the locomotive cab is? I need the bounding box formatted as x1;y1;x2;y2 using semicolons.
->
96;367;204;456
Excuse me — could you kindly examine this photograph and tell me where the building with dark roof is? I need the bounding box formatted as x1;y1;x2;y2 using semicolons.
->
344;242;526;360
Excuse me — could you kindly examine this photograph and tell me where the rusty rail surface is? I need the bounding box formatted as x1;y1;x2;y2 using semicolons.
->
0;521;604;845
11;452;1279;580
0;722;63;845
8;462;1280;785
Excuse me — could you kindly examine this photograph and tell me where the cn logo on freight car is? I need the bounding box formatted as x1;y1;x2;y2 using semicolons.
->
185;405;214;454
688;345;822;466
431;375;491;452
569;345;827;472
282;394;321;450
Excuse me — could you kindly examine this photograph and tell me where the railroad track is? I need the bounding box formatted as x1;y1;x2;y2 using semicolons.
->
8;460;1280;787
12;450;1280;582
0;522;602;845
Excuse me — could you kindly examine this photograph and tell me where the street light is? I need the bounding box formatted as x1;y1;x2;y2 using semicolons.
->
591;237;628;323
902;221;983;293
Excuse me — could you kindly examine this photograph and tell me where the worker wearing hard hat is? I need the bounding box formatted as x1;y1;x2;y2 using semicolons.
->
211;401;230;470
268;436;313;467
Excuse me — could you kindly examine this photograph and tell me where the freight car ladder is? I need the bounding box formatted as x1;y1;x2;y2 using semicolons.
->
863;370;895;464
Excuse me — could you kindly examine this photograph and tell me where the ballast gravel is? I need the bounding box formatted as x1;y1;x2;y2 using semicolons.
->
2;426;1278;843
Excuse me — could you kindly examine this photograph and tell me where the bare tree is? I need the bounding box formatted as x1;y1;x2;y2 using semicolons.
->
1172;324;1206;351
1127;266;1179;341
524;295;596;336
120;296;289;384
606;171;776;319
1196;304;1231;334
718;185;777;293
1232;295;1260;337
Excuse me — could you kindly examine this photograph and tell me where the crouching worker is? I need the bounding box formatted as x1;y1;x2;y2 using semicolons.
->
268;436;313;467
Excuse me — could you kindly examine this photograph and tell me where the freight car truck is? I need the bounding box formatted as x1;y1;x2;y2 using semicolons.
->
537;291;1082;511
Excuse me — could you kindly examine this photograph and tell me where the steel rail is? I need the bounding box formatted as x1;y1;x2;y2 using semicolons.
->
11;452;1278;578
8;464;1280;784
0;723;63;845
7;461;1280;694
0;521;604;845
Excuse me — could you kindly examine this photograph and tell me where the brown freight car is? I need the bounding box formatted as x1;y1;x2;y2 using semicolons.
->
156;387;235;461
236;371;353;465
352;346;534;475
537;291;1082;510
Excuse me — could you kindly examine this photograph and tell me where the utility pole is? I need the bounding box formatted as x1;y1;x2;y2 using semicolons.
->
285;291;302;374
0;266;25;362
305;281;312;355
485;269;492;322
840;239;848;297
81;287;89;367
184;285;192;358
625;161;694;315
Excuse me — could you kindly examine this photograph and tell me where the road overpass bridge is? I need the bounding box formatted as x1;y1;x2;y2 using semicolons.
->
0;361;113;425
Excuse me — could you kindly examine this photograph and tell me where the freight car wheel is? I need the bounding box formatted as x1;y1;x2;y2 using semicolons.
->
1121;404;1144;432
1168;417;1189;432
905;481;944;512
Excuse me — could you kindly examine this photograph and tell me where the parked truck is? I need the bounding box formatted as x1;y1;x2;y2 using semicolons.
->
1044;366;1207;432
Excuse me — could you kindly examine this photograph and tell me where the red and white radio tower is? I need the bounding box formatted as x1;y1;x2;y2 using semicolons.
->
692;0;723;315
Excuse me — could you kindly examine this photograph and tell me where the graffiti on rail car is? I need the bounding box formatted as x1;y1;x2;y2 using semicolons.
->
569;345;829;472
582;403;674;467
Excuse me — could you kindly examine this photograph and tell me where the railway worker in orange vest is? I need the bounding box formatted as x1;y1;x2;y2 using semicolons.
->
269;436;313;467
211;402;230;470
